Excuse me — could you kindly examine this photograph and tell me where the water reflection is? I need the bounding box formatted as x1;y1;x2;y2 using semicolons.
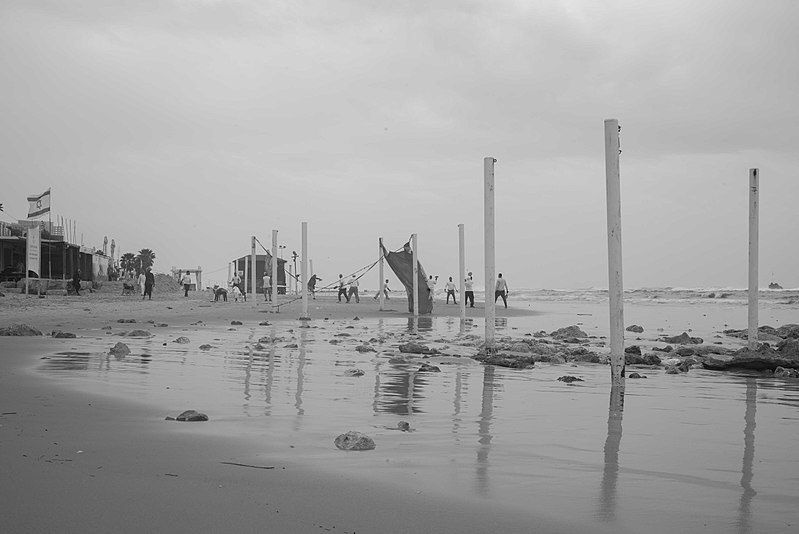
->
738;378;757;534
374;363;428;415
476;365;496;497
43;352;91;371
295;328;307;418
597;384;624;522
407;316;434;333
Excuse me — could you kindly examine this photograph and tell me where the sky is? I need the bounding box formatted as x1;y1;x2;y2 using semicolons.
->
2;0;797;290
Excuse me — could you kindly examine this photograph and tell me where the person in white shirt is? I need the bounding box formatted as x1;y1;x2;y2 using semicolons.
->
427;275;438;304
347;276;360;303
137;271;146;297
464;272;475;308
181;271;192;297
262;273;271;301
337;274;348;303
373;279;391;300
445;276;457;304
495;273;509;308
231;272;246;302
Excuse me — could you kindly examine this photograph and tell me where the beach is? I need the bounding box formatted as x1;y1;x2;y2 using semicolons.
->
2;285;798;533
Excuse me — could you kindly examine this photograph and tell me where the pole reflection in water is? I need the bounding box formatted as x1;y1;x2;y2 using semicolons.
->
476;365;495;497
738;378;757;534
243;345;254;403
264;337;276;416
407;316;434;333
452;369;464;442
295;328;307;420
597;384;624;522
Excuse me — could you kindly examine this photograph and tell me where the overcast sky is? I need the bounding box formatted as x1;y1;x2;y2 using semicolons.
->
2;0;797;290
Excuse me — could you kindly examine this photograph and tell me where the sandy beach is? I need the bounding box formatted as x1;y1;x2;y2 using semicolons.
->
2;284;798;533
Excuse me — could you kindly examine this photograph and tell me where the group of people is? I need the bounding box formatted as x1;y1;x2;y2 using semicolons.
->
422;272;508;309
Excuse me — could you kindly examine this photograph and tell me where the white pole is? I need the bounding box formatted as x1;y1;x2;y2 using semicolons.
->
301;222;309;319
458;223;465;322
378;237;385;311
748;168;759;350
251;236;257;304
484;157;496;353
310;259;314;279
271;230;278;312
243;255;249;297
412;233;419;317
604;119;625;385
228;262;232;288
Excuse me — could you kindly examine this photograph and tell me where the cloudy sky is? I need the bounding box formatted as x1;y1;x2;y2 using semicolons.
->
2;0;797;290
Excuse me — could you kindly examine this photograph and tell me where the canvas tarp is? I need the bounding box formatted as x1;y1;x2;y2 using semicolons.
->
382;242;433;314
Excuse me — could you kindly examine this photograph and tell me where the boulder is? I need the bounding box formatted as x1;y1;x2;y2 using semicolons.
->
418;362;441;372
334;431;375;451
660;332;703;344
399;342;438;355
474;352;535;369
557;376;584;383
109;342;131;356
652;345;673;353
172;410;209;422
397;421;411;432
625;345;642;356
355;344;377;353
703;344;799;371
127;330;151;337
628;372;647;379
777;324;799;339
52;331;77;339
641;353;662;366
231;320;243;326
344;369;365;377
199;344;212;351
0;324;43;336
117;319;137;323
551;326;588;340
774;366;799;378
626;325;644;333
173;337;190;344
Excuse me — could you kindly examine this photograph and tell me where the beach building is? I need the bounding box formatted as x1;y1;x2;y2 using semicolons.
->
231;252;287;295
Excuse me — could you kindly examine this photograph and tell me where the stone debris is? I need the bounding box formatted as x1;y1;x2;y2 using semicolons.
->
0;324;43;336
173;337;190;344
557;376;584;383
166;410;209;422
109;342;131;356
334;431;375;451
344;369;365;377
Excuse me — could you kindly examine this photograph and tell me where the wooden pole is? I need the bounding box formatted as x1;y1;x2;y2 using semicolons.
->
604;119;625;385
458;223;465;322
271;230;278;311
412;233;418;317
301;222;309;319
748;169;759;350
484;157;496;353
378;237;385;311
251;236;257;303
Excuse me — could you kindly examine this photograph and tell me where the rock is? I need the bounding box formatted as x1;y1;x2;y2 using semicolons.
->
284;343;298;348
660;332;703;344
509;342;531;353
397;421;411;432
676;347;696;357
334;431;375;451
259;321;270;326
344;369;365;377
51;331;77;338
231;320;243;325
475;352;535;368
628;372;647;378
398;342;438;355
117;319;137;323
642;353;662;366
127;330;151;337
626;325;644;333
173;410;209;422
109;342;131;356
777;324;799;339
355;344;377;353
557;376;584;383
769;282;783;289
665;362;691;374
625;353;645;365
0;324;43;336
625;345;642;356
173;337;190;344
199;344;212;351
418;362;441;372
551;326;588;339
774;366;799;378
704;344;799;371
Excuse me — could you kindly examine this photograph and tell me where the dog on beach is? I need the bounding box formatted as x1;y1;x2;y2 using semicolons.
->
122;282;136;296
211;285;228;302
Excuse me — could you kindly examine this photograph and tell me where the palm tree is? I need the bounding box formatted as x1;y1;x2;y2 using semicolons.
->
120;252;136;273
135;249;156;272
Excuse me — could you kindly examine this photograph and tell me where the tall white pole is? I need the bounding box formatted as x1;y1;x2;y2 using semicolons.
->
250;236;257;304
378;237;385;311
748;169;759;350
484;157;496;353
271;229;278;312
243;254;249;297
458;223;466;322
604;119;625;385
301;222;309;319
310;259;314;279
412;233;419;317
228;262;232;287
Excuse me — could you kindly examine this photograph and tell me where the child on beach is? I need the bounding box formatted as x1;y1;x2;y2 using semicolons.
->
373;279;391;300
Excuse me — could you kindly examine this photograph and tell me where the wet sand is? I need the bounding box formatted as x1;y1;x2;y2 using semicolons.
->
2;287;798;533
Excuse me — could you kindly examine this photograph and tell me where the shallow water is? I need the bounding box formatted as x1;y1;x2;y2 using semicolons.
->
37;311;799;533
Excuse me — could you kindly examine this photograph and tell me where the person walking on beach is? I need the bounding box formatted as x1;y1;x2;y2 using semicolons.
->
181;271;192;297
137;270;146;297
72;269;82;296
373;279;391;300
445;276;457;304
347;275;360;303
465;272;475;308
337;274;348;303
144;267;155;300
495;273;508;308
308;274;320;299
427;275;438;305
262;273;272;302
231;271;246;302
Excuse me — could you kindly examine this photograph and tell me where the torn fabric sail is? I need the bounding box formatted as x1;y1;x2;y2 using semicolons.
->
382;242;433;314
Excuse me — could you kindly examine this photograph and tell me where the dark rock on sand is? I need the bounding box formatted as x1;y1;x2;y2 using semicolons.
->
231;320;243;326
665;361;692;374
344;369;365;377
399;342;438;355
418;362;441;372
660;332;703;344
0;324;43;336
642;353;662;366
109;342;131;356
628;372;647;379
557;376;584;383
704;341;799;371
127;330;151;337
397;421;411;432
626;325;644;333
769;282;783;289
474;353;535;369
199;344;212;351
334;431;375;451
52;331;77;339
356;344;377;353
625;345;642;356
173;336;190;344
117;319;136;323
774;366;799;378
170;410;209;422
551;325;588;340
